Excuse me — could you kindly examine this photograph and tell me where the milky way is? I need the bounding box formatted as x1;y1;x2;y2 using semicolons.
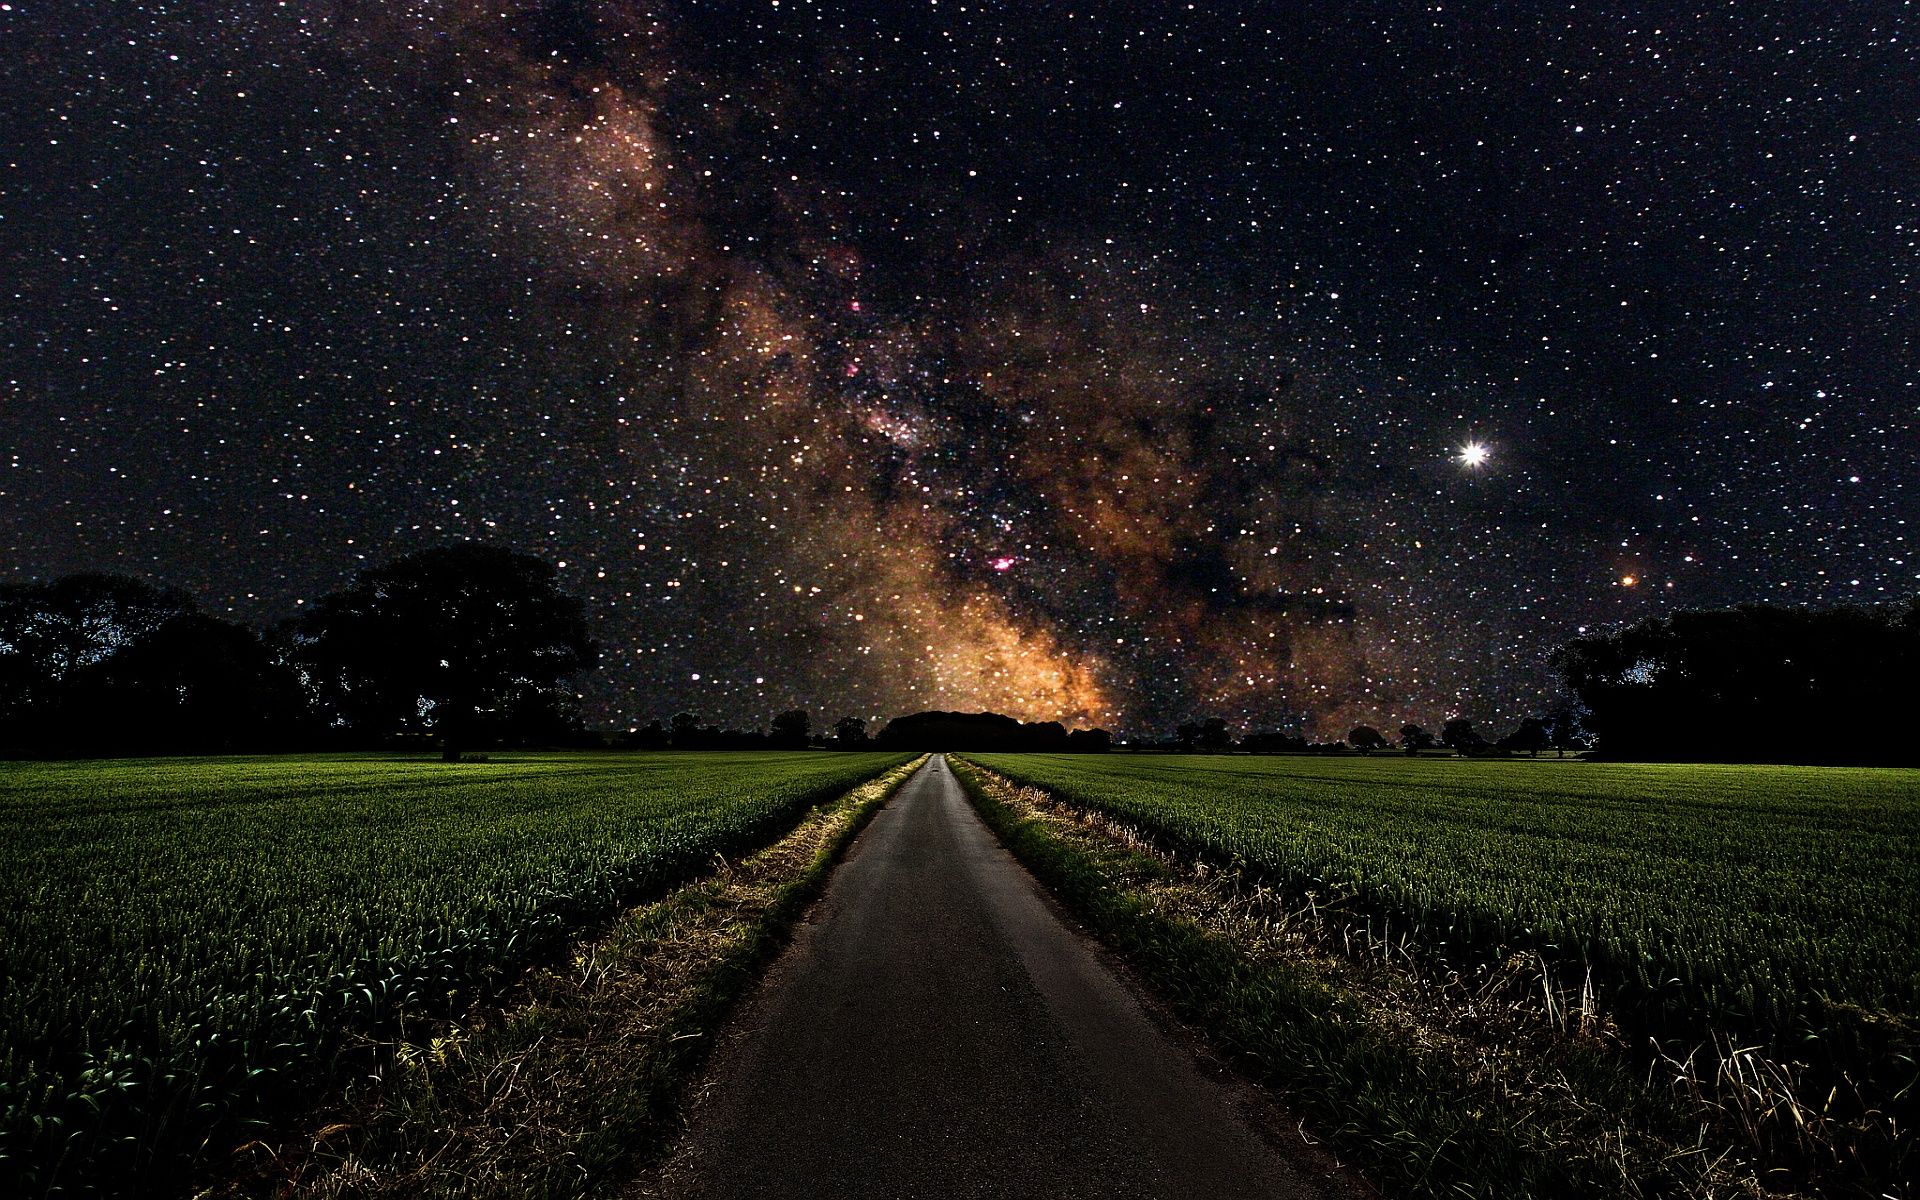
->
2;2;1913;736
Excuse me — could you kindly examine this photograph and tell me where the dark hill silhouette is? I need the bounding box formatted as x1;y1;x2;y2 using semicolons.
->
872;711;1109;752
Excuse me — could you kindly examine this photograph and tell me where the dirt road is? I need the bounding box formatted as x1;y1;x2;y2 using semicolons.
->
662;754;1361;1199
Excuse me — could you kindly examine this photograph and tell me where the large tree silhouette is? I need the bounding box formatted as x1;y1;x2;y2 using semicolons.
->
1498;717;1550;757
0;575;304;753
288;545;596;759
832;715;869;747
770;708;811;749
1550;599;1920;763
1348;724;1389;753
1441;717;1487;754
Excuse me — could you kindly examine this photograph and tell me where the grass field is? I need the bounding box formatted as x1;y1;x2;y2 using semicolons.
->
963;752;1918;1193
0;750;913;1195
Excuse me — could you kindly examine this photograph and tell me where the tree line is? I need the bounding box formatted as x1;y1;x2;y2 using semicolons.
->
1550;598;1920;765
1162;710;1587;757
0;546;1112;761
1165;596;1919;766
613;710;1117;753
0;545;596;760
3;543;1913;764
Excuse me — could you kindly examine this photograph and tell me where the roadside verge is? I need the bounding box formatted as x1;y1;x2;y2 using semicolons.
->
949;756;1786;1200
207;755;928;1200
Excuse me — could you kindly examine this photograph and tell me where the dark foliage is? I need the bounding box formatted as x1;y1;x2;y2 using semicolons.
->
871;710;1110;752
617;720;672;750
1440;717;1489;754
2;549;603;759
0;575;307;754
1241;730;1309;754
832;715;869;747
1498;717;1551;757
1543;701;1590;756
670;711;702;748
1348;724;1389;753
287;545;597;760
1550;599;1920;764
1173;716;1232;751
769;708;811;750
1065;727;1112;753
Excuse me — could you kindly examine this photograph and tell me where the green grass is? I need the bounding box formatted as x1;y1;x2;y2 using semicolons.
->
0;750;913;1195
966;754;1918;1041
963;753;1919;1193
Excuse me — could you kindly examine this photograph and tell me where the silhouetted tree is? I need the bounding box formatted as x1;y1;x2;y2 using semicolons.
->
1175;721;1202;751
88;613;308;750
1399;722;1435;753
670;711;702;748
833;715;868;747
1;574;194;736
1242;729;1309;753
770;707;811;749
871;711;1078;751
1499;717;1550;757
0;575;304;754
1065;727;1112;753
1550;599;1920;763
1027;720;1068;746
1544;701;1588;757
1441;717;1487;754
1198;716;1232;751
1348;724;1389;753
287;545;596;760
622;720;670;750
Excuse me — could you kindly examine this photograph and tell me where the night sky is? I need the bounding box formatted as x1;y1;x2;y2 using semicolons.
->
3;2;1914;737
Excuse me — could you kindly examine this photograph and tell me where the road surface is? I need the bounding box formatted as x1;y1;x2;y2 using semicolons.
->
661;754;1363;1200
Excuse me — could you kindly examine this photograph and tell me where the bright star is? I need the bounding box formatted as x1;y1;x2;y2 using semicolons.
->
1459;442;1490;468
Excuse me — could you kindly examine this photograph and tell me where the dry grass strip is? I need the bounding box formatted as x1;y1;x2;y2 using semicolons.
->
201;756;927;1200
953;758;1817;1199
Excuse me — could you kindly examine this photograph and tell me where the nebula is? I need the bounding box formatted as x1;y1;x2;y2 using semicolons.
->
402;1;1390;732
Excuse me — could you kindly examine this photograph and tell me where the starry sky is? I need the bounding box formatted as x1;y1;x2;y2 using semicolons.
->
2;1;1914;737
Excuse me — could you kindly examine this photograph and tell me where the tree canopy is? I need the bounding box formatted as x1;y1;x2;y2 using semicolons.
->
1550;599;1920;764
286;545;597;759
0;575;305;753
1348;724;1389;752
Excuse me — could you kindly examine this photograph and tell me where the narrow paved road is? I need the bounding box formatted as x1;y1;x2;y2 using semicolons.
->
662;755;1361;1200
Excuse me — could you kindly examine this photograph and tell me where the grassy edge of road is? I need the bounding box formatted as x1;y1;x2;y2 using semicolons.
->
950;756;1798;1200
205;755;928;1200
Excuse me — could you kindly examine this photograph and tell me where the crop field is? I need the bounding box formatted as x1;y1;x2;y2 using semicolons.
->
964;754;1918;1114
0;750;913;1193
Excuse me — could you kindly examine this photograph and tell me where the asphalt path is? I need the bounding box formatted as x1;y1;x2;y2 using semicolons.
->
661;754;1364;1200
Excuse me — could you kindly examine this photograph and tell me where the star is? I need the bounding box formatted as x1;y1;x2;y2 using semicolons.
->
0;1;1906;741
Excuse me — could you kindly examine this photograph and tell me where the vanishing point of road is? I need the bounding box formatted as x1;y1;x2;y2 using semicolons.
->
662;754;1365;1200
